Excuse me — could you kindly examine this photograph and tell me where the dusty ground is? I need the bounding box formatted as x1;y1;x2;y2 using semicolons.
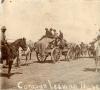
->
0;52;100;90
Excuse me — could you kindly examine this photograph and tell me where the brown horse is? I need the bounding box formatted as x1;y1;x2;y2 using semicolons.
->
1;38;27;78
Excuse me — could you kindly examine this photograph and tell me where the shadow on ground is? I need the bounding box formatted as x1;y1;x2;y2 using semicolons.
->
33;60;57;64
83;68;100;72
0;72;23;78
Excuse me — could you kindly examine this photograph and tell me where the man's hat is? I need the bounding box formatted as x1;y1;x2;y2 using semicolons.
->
50;28;53;31
53;29;56;32
1;26;6;32
45;28;48;30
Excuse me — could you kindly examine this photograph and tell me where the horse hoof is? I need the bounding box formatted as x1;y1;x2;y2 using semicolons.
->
8;74;10;79
8;76;10;79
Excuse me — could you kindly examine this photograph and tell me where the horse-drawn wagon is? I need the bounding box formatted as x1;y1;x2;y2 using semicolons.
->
34;36;70;63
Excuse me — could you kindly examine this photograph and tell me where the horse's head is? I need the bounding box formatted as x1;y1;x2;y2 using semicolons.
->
19;38;27;51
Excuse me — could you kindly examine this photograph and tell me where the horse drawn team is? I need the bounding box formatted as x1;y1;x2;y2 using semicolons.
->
0;26;100;78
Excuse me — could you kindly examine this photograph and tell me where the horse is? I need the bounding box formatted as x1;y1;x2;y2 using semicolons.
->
80;43;88;57
94;39;100;72
26;40;35;60
88;43;96;57
19;45;33;65
19;40;35;65
0;38;27;78
74;44;81;59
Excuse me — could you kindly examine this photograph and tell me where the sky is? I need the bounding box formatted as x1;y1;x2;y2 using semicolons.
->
0;0;100;43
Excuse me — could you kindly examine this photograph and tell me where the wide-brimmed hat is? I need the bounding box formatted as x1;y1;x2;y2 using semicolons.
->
1;26;6;32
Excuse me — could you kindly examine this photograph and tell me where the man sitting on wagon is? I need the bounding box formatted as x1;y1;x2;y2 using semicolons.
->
53;29;58;38
39;28;49;40
59;30;63;40
48;28;54;38
49;29;59;47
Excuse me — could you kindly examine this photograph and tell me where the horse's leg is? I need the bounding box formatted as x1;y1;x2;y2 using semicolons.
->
65;54;67;61
0;58;3;64
75;53;77;59
16;56;20;67
76;52;78;59
29;52;32;60
88;50;90;57
95;57;98;72
68;50;70;61
2;59;8;68
25;54;28;65
8;60;13;78
6;59;9;65
26;55;27;64
66;54;70;62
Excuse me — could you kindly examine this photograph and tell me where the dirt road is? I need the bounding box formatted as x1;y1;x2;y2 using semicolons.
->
0;52;100;90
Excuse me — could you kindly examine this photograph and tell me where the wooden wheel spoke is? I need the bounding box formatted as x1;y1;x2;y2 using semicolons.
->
36;53;47;62
51;47;61;63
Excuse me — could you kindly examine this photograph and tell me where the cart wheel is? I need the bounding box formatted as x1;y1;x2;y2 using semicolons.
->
36;52;47;62
51;47;61;63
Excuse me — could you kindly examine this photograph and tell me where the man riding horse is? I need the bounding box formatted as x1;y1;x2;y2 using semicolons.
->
0;26;8;64
1;26;27;78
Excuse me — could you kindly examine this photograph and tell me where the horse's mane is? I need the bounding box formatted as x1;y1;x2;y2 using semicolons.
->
11;38;22;45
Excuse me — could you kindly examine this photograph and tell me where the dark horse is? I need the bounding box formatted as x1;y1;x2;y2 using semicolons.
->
0;38;27;78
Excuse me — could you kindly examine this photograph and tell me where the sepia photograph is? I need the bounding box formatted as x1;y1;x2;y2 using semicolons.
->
0;0;100;90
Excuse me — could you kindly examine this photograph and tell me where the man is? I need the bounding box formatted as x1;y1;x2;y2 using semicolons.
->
0;26;8;64
1;26;7;45
92;29;100;44
59;30;63;40
94;34;100;71
45;27;54;38
49;28;54;38
53;29;58;38
96;29;100;41
39;28;49;40
45;28;49;37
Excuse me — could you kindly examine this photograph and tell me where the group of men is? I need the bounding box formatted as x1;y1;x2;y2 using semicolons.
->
39;27;63;41
1;26;100;49
45;28;63;40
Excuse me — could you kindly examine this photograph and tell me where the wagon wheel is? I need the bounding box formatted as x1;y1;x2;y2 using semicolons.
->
36;52;47;62
51;47;61;63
